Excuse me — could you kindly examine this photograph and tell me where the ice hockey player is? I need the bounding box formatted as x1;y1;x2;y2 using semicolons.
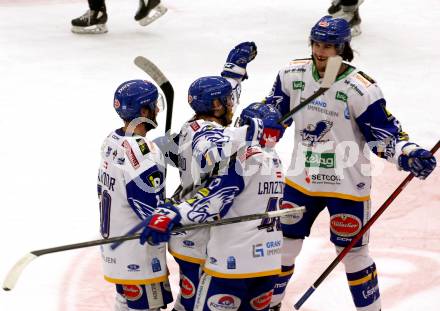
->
97;80;173;310
327;0;364;36
163;41;268;311
71;0;167;34
265;15;437;311
140;102;287;311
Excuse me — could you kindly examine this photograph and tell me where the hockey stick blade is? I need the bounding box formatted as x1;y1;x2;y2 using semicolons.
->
134;56;174;133
278;55;342;125
2;207;304;291
3;253;37;291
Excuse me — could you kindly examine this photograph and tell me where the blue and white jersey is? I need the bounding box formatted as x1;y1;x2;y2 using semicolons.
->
97;128;168;284
267;58;409;201
175;146;284;278
169;119;249;263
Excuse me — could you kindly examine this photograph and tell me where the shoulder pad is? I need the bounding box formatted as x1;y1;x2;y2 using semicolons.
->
355;71;376;87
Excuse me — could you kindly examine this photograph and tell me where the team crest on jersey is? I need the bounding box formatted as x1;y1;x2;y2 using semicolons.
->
300;120;333;146
187;185;239;222
122;285;143;301
208;294;241;311
128;198;155;218
192;125;230;155
250;290;273;310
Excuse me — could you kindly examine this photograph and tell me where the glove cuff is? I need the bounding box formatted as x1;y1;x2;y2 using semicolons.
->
221;63;247;79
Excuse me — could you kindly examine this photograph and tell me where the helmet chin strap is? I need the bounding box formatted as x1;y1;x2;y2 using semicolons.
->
143;117;158;132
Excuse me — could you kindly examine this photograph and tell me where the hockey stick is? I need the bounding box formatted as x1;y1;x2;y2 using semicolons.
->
134;56;174;133
278;55;342;125
293;139;440;310
2;207;304;292
174;56;343;200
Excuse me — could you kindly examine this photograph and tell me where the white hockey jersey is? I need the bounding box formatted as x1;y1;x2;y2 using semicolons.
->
97;128;168;284
168;119;250;263
267;58;410;201
175;145;284;278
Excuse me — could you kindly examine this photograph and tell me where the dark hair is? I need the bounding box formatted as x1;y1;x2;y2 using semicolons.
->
341;42;354;62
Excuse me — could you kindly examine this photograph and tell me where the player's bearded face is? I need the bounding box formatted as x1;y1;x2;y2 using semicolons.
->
312;41;338;73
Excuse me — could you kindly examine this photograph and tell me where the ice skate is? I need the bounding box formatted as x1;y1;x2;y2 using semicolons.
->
71;9;108;34
135;0;168;27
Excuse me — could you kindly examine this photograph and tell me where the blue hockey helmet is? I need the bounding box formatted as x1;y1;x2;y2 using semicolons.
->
188;76;233;115
238;102;285;146
114;80;160;121
310;15;351;46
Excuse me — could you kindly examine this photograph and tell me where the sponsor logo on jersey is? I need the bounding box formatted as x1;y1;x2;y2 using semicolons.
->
363;284;379;300
226;256;236;269
183;240;195;248
190;121;200;131
209;257;218;265
335;91;348;102
309;173;342;185
105;146;112;157
304;151;335;169
127;264;140;272
292;80;305;91
280;200;303;225
250;290;273;310
151;257;162;272
300;120;333;147
181;275;196;299
123;285;143;301
122;140;140;169
356;182;366;190
208;294;241;311
344;79;364;96
252;244;264;258
103;161;108;169
136;138;150;155
307;99;339;118
330;214;362;237
276;171;283;178
355;71;374;88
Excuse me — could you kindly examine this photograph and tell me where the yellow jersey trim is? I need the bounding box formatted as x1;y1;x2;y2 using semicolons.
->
104;274;168;285
348;271;377;286
169;250;206;264
284;178;370;202
279;268;294;277
203;267;281;279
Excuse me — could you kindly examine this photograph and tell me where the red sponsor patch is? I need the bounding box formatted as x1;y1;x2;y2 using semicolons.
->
330;213;361;237
103;161;108;169
238;146;261;162
305;171;311;184
250;290;273;310
122;140;140;169
180;275;195;299
122;285;143;301
276;171;283;179
189;121;200;131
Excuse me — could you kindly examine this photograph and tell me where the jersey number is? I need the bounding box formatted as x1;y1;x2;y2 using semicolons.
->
99;189;112;238
258;197;281;232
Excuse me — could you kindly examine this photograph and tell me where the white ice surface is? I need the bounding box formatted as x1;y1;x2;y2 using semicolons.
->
0;0;439;310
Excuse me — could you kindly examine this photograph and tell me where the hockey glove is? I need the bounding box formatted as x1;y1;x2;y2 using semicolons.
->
221;41;257;80
241;117;264;146
140;203;182;246
260;119;285;147
398;143;437;179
